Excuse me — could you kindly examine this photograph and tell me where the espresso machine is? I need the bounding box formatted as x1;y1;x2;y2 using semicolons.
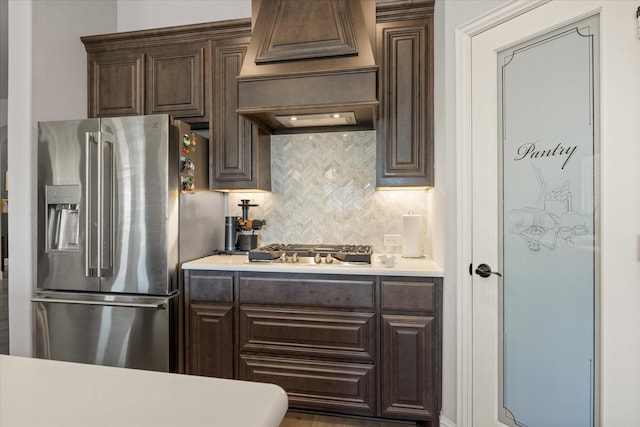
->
225;200;266;252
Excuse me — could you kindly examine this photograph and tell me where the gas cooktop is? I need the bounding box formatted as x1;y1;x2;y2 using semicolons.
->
248;244;372;264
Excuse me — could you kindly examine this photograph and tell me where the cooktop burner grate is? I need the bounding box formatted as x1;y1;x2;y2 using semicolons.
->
248;244;372;264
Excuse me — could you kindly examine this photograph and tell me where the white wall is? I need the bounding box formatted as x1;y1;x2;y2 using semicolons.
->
0;0;7;100
117;0;251;32
7;0;34;358
596;3;640;423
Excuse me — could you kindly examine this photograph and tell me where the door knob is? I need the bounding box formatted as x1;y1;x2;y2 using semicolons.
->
474;263;502;278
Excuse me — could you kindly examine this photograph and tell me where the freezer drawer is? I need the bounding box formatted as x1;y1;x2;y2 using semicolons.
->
33;292;179;372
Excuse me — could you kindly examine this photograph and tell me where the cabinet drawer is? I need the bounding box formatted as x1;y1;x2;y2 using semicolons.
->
240;307;375;361
381;280;436;313
239;354;375;416
239;274;375;309
187;271;234;302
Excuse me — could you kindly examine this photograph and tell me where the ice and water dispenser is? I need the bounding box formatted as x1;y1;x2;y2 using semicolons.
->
45;185;81;252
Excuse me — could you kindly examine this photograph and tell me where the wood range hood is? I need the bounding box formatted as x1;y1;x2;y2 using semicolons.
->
237;0;378;134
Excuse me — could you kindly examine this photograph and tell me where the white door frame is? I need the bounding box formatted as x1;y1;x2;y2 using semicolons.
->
454;1;553;425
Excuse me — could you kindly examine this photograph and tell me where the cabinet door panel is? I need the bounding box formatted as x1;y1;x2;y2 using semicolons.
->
380;314;436;421
188;303;233;379
376;17;434;187
146;45;206;118
239;354;375;416
212;41;251;182
212;39;271;190
88;53;144;117
240;306;375;361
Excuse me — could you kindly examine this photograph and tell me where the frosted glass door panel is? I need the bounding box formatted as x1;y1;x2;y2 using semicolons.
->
498;16;599;427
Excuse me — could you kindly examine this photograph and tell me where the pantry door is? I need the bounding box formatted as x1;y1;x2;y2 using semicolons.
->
463;1;609;426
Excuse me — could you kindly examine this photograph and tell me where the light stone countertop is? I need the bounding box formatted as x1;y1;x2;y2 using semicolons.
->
0;355;288;427
183;254;443;277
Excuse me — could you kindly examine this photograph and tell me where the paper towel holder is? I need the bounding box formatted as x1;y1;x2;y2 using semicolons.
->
401;213;424;258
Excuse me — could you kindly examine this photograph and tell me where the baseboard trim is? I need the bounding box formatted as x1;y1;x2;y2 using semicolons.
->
440;415;456;427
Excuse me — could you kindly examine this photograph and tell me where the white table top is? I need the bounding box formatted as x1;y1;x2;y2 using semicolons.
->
183;254;443;277
0;355;288;427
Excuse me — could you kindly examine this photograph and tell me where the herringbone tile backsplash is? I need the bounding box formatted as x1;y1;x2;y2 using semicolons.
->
229;131;429;255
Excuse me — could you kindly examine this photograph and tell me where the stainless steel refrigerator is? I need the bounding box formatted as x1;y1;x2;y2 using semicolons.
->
33;114;223;372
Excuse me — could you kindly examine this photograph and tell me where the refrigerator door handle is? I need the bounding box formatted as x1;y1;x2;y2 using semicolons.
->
85;132;98;277
98;132;114;278
31;297;168;310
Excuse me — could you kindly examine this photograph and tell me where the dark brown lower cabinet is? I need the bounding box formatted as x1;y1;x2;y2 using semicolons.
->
238;305;376;415
237;273;377;415
380;278;441;427
238;307;375;361
381;314;436;422
184;270;235;378
184;270;442;425
188;303;233;379
239;354;376;416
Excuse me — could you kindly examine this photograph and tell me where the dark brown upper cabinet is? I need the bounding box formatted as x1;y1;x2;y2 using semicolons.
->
82;20;254;124
82;20;272;191
84;42;207;122
82;31;209;123
145;44;206;118
81;0;434;190
211;37;271;191
87;51;145;117
376;0;434;188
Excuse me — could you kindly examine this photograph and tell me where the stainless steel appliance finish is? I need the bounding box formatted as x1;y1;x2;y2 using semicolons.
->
33;291;179;371
35;115;223;372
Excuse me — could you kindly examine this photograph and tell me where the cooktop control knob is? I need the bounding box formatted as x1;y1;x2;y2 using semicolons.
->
314;253;322;264
326;253;334;264
292;253;299;263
